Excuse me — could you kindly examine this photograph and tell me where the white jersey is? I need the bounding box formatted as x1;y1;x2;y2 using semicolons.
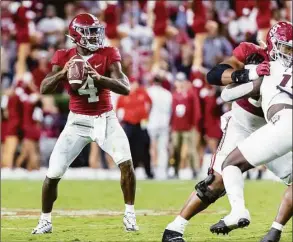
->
261;61;292;121
230;101;266;133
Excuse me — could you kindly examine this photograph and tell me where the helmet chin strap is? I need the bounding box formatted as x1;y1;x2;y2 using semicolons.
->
65;34;75;42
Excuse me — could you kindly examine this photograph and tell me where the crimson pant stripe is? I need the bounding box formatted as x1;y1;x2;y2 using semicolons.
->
208;116;231;173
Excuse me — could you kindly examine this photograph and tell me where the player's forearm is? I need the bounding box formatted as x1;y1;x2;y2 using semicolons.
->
95;75;130;95
40;70;65;94
221;77;263;102
221;82;254;102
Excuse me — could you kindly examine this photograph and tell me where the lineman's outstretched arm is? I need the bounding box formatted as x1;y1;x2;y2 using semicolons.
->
221;77;263;102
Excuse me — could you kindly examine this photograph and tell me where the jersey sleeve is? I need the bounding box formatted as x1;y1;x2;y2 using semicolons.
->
233;42;250;63
221;82;255;102
233;42;268;64
107;47;121;67
51;50;61;66
50;50;67;67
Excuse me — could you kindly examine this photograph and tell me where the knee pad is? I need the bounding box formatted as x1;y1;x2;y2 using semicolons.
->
195;174;226;205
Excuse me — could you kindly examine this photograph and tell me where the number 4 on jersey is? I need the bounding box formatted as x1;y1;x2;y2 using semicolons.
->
78;77;99;103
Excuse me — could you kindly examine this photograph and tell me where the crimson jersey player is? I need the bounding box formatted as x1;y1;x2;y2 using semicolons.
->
163;22;293;242
50;46;120;115
32;13;138;235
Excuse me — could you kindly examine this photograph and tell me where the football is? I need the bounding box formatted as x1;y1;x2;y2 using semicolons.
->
67;55;88;91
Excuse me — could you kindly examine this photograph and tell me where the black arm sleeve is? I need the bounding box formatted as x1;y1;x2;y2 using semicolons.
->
206;64;233;86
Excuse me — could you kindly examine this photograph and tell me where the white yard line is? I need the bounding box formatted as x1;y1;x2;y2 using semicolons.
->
1;208;228;219
2;225;125;229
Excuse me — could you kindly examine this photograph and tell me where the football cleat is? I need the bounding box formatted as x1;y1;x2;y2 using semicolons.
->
260;228;282;242
162;229;185;242
123;212;139;232
32;219;52;234
210;209;251;235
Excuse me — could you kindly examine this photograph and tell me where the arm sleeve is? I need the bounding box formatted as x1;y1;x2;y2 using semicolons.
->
221;82;254;102
232;43;247;63
50;51;60;66
206;64;233;86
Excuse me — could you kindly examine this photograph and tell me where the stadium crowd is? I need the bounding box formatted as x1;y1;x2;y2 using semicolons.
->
1;0;291;179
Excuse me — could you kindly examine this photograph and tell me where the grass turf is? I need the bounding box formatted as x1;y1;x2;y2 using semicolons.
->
1;180;292;241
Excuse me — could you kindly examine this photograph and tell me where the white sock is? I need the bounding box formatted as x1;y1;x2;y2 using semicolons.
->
41;212;51;222
222;166;246;213
166;216;189;235
125;204;135;214
272;222;283;231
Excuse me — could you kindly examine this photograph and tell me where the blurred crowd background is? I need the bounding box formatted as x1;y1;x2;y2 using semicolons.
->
1;0;292;180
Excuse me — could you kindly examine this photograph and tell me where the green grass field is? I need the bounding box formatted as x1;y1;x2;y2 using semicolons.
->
1;180;292;242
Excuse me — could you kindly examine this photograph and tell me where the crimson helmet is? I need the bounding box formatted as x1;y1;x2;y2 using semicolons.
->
67;13;105;51
266;21;293;67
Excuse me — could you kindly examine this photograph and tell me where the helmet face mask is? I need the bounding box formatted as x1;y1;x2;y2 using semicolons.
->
267;22;293;68
75;25;105;51
275;40;292;68
68;14;105;52
270;38;293;68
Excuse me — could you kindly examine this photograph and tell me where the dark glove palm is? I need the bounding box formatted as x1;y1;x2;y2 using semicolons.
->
245;53;265;65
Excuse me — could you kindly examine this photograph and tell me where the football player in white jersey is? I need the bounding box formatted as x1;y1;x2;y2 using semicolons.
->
211;21;292;241
162;22;292;242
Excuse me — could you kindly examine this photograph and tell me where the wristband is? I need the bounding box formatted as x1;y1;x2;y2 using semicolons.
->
245;64;259;80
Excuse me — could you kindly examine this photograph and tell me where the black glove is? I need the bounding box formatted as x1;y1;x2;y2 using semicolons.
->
231;69;250;83
245;53;265;65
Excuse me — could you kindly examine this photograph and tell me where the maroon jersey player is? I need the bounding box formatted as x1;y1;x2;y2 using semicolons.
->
32;13;138;235
50;45;121;115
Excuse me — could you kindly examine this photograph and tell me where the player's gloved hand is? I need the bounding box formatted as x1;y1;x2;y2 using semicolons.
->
231;69;250;84
245;53;265;65
245;61;270;80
